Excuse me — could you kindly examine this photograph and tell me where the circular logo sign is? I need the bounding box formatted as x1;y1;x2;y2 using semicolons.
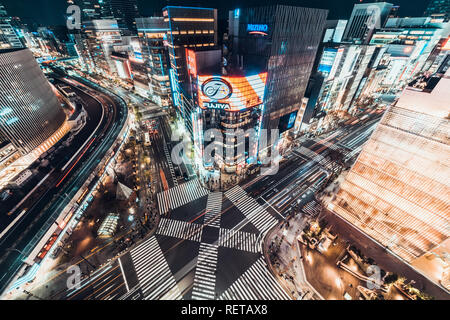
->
201;78;232;100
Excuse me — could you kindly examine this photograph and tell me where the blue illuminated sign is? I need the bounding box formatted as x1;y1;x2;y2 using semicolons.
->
287;112;296;129
247;24;268;33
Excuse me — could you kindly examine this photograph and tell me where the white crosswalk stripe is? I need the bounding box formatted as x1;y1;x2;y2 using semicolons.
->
130;236;182;300
163;142;178;187
192;243;218;300
157;179;209;215
225;186;278;234
156;218;203;242
302;200;322;217
219;257;290;300
218;228;259;253
204;192;222;228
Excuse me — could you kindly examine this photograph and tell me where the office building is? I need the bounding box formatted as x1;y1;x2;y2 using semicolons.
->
228;5;327;155
329;70;450;290
0;2;23;49
323;20;348;43
83;19;122;74
0;48;68;155
163;6;218;137
103;0;140;32
342;2;394;44
136;17;171;107
188;5;327;177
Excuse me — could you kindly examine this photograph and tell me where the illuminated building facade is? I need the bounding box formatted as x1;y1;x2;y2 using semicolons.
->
99;0;140;32
0;48;67;155
163;6;218;137
329;70;450;290
136;17;171;107
0;2;23;50
83;19;122;75
228;5;328;156
111;52;132;80
195;72;268;173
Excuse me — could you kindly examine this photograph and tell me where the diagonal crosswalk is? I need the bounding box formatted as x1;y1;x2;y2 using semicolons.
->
157;179;209;215
219;257;290;300
225;186;278;234
130;236;182;300
156;218;203;242
204;192;222;228
218;228;259;253
192;243;219;300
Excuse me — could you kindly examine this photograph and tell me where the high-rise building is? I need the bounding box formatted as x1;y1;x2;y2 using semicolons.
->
323;20;348;43
188;5;327;177
0;2;23;49
163;6;218;137
342;2;393;44
71;0;102;20
329;70;450;291
83;19;122;74
100;0;140;32
228;5;328;155
136;17;171;108
425;0;450;21
0;48;68;155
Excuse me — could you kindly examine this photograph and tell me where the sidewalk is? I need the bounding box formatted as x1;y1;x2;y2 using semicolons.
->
263;213;323;300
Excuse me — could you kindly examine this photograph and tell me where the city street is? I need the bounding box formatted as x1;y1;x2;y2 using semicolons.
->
28;112;384;300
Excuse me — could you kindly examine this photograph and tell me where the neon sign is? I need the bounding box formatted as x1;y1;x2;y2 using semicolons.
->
203;102;230;110
201;78;233;100
247;24;268;32
247;24;268;35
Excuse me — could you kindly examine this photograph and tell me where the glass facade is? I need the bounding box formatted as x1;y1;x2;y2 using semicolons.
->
0;48;67;155
228;5;328;143
163;6;218;137
329;71;450;287
136;17;171;108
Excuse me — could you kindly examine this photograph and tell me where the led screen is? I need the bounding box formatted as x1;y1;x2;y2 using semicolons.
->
197;73;267;111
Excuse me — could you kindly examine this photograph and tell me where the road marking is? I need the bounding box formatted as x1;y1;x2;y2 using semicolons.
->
118;258;130;292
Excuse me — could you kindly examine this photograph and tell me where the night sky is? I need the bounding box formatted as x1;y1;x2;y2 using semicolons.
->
1;0;431;27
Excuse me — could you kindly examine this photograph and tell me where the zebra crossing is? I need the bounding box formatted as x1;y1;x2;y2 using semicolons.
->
218;228;259;253
204;192;222;228
163;142;178;187
225;186;278;234
156;218;203;242
192;243;219;300
130;236;182;300
302;200;322;217
157;179;209;215
219;257;290;300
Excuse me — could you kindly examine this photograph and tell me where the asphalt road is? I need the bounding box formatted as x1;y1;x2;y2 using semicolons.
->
43;112;383;300
0;71;128;294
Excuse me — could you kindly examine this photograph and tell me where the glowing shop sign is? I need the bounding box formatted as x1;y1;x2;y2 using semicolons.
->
247;24;268;32
201;78;233;100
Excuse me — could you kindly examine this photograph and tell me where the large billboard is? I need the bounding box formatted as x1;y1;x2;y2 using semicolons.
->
197;73;267;111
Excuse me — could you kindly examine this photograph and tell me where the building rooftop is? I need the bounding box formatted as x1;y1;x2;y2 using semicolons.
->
396;69;450;119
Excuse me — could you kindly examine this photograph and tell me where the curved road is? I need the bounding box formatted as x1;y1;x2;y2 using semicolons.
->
0;70;128;293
